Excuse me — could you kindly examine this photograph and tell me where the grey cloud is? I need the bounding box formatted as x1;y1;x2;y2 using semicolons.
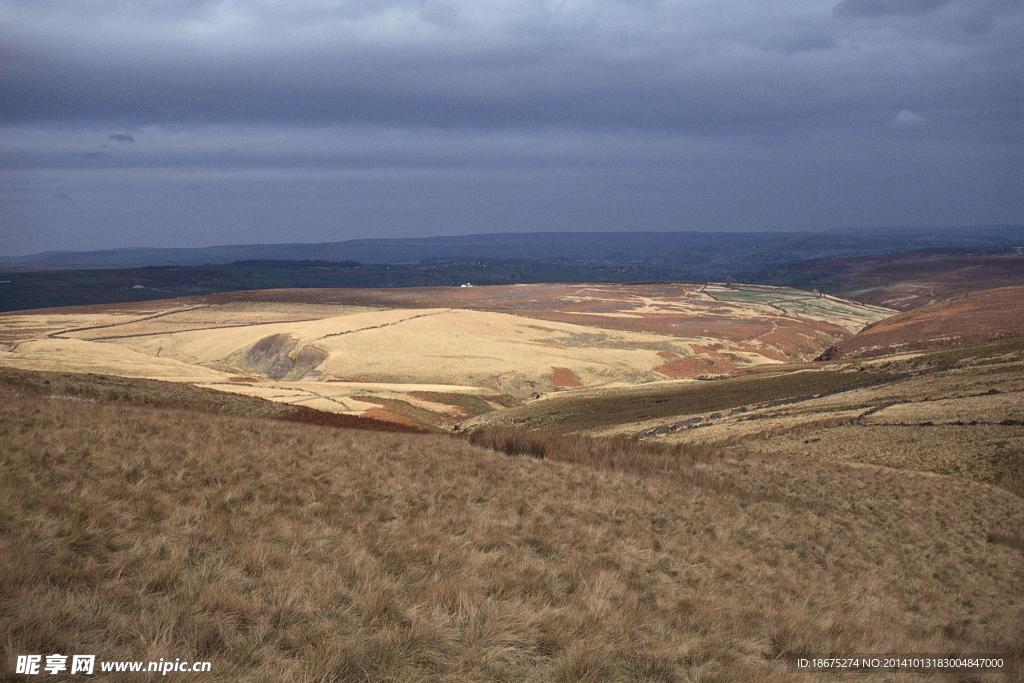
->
762;30;837;54
952;0;1024;36
108;133;135;143
892;109;928;126
833;0;950;17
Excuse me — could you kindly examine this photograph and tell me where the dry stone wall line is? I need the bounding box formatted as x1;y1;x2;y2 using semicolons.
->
47;305;210;339
313;309;452;341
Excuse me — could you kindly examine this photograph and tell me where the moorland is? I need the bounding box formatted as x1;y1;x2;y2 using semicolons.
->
0;283;888;430
2;238;1023;680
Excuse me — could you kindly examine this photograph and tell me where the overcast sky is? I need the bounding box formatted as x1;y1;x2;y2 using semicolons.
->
1;0;1022;254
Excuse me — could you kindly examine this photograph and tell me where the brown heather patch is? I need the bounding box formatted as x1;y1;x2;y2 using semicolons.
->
654;356;712;379
406;391;497;417
836;285;1024;359
279;407;425;433
354;395;451;431
547;367;583;389
1;386;1023;681
772;249;1024;311
360;406;427;430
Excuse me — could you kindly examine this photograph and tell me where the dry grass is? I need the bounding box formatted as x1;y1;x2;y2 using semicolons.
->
469;339;1024;503
2;384;1023;681
0;367;422;434
466;426;723;477
463;365;905;433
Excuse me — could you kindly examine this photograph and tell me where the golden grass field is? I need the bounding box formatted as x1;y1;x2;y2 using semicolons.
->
2;373;1022;681
0;283;889;430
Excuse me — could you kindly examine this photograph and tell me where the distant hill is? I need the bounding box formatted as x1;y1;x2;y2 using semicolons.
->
761;248;1024;310
4;225;1022;271
3;226;1022;312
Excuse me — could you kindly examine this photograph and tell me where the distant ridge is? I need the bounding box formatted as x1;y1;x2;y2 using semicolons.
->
828;224;1024;235
3;225;1022;271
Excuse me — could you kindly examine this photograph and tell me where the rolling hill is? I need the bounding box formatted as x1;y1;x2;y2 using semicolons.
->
463;286;1024;497
763;248;1024;310
831;284;1024;359
0;283;889;430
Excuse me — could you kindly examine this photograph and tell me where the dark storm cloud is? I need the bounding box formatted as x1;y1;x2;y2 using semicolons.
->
0;0;1021;254
0;0;1018;132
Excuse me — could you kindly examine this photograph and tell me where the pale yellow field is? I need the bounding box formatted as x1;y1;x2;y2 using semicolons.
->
0;285;889;428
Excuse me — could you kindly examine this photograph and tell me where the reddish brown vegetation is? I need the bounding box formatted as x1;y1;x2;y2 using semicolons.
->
407;391;501;417
836;285;1024;358
654;354;712;378
772;249;1024;310
547;366;583;388
361;406;429;430
280;407;425;433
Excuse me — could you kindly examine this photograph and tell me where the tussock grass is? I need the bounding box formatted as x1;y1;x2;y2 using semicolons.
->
0;367;420;433
466;426;722;476
2;391;1023;680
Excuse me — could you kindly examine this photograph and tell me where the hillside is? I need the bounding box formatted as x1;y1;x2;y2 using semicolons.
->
2;373;1021;680
0;283;888;430
763;249;1024;310
832;285;1024;359
465;298;1024;497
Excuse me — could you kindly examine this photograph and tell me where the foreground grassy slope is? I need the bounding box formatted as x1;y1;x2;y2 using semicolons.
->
2;380;1022;680
0;367;424;433
469;338;1024;497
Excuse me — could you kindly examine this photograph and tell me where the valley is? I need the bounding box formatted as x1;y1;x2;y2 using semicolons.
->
0;282;889;430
